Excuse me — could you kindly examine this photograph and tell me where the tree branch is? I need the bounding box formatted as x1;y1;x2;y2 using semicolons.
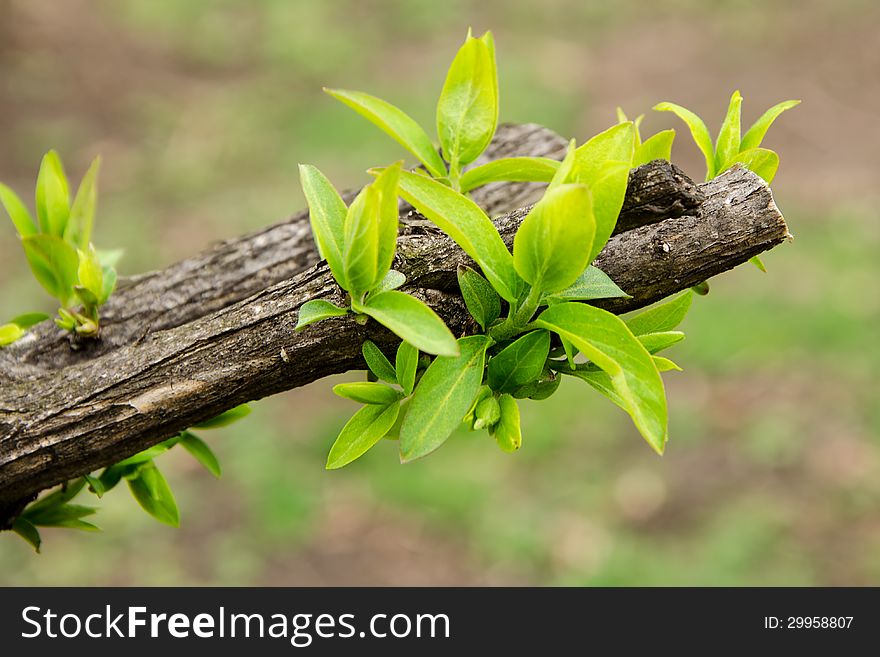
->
0;125;787;526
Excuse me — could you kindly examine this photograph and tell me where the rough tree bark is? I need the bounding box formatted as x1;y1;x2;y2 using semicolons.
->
0;124;789;527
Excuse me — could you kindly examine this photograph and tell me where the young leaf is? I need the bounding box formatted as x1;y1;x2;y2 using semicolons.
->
334;381;402;405
395;341;419;396
127;461;180;527
583;160;633;263
24;503;96;527
180;431;222;478
536;303;668;454
472;394;501;430
77;246;104;301
573;123;635;183
371;269;406;295
457;265;501;331
740;99;801;152
100;265;117;305
653;102;716;179
324;88;447;179
638;331;685;354
115;440;177;468
370;162;402;288
360;290;459;357
12;517;41;553
487;330;550;393
395;170;520;302
633;129;675;168
399;335;492;462
362;340;398;383
0;182;38;237
21;234;79;304
35;150;71;236
326;401;399;469
192;404;252;429
299;164;348;287
653;356;682;372
11;312;50;329
295;299;348;329
84;474;106;497
748;255;767;272
543;266;628;303
0;323;25;347
492;394;522;453
726;148;780;184
625;291;692;336
436;29;498;168
513;183;595;293
459;157;558;193
24;479;86;516
547;139;577;191
65;155;101;250
96;247;125;268
714;90;742;172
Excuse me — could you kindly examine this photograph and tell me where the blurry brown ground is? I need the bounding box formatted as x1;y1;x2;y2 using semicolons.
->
0;0;878;585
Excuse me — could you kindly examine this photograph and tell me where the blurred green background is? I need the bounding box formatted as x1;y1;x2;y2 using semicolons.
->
1;0;878;585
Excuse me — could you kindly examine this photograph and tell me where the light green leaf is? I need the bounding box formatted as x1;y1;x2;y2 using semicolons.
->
639;331;685;354
714;90;742;173
12;517;41;552
625;291;692;335
295;299;348;329
360;290;459;357
21;234;80;304
23;479;86;516
436;29;498;168
96;247;125;268
573;122;635;183
457;265;501;331
633;129;675;167
327;401;399;469
492;394;522;452
653;356;682;372
299;164;348;288
543;266;628;303
459;157;558;193
0;182;38;237
76;246;104;301
180;431;222;478
396;341;419;396
371;269;406;295
84;474;105;497
487;329;550;393
653;102;716;179
513;184;595;293
726;147;779;184
362;340;398;383
10;312;49;329
748;255;767;272
25;503;96;527
371;162;401;288
334;381;401;405
536;302;667;453
324;88;447;179
35;150;70;236
395;170;520;302
574;158;632;263
400;335;492;462
547;139;577;191
472;394;501;430
115;438;178;468
741;100;801;152
100;266;117;305
65;155;101;250
192;404;252;429
127;461;180;527
0;323;25;347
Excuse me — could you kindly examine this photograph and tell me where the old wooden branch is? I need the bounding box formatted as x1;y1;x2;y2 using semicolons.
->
0;123;787;526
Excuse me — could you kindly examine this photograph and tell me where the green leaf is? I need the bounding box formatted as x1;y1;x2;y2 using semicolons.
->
583;160;633;263
487;330;550;393
115;439;177;468
748;255;767;272
691;280;710;296
653;356;682;372
11;312;49;329
99;266;117;305
12;517;41;552
127;461;180;527
362;340;398;383
436;29;498;168
21;234;80;304
536;302;667;453
726;147;779;184
299;164;348;288
96;247;124;268
0;323;25;346
84;474;105;497
334;381;401;405
653;102;716;179
513;184;595;293
65;155;101;250
371;269;406;295
324;88;447;178
740;100;801;152
180;431;222;478
395;170;520;302
399;335;492;462
633;129;675;167
457;265;501;331
0;182;38;237
492;394;522;453
25;503;96;527
360;290;459;357
295;299;348;329
192;404;252;429
543;266;628;303
327;401;399;469
76;246;104;302
472;394;501;430
625;291;692;335
395;341;419;396
24;479;86;516
547;139;577;191
573;123;635;183
714;90;742;172
639;331;685;354
35;150;70;236
459;157;558;193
